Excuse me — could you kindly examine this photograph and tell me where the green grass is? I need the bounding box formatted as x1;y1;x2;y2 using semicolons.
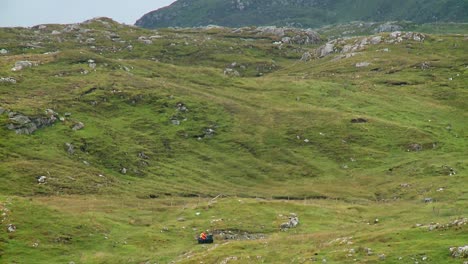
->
0;19;467;263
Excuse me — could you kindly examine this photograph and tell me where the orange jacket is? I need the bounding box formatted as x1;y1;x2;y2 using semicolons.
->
200;232;207;240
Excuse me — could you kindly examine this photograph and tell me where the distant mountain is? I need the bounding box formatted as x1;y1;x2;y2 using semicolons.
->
135;0;468;28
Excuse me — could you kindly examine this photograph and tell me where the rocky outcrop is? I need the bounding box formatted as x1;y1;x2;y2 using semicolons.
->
231;26;321;45
6;110;58;135
316;31;426;59
450;246;468;258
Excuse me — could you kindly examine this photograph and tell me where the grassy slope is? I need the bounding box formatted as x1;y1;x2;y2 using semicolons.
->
0;19;467;263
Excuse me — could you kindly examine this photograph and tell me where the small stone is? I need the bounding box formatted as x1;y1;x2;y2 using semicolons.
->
356;62;371;68
64;143;74;155
71;122;84;131
424;198;433;203
36;176;47;184
379;254;386;260
0;49;8;54
7;224;16;232
120;168;127;174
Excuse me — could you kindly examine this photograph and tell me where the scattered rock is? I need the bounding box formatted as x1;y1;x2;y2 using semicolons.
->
351;118;368;123
88;59;96;69
224;68;240;77
0;107;5;115
36;175;47;184
11;61;35;71
300;52;312;61
51;30;61;35
400;183;411;188
71;122;85;131
0;49;8;54
379;254;386;260
424;197;433;203
138;36;153;45
120;168;127;174
280;213;299;230
137;152;149;159
176;102;188;112
364;248;373;256
420;62;430;70
64;143;75;155
213;230;266;241
356;62;371;67
0;77;16;84
426;218;468;231
407;143;422;152
450;245;468;258
374;23;403;33
7;224;16;233
171;118;180;125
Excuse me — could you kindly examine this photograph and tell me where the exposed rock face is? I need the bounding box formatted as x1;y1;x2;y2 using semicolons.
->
374;23;403;33
7;111;58;135
316;43;335;57
316;32;426;59
232;27;321;45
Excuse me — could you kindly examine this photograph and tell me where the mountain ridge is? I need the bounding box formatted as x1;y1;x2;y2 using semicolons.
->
136;0;468;28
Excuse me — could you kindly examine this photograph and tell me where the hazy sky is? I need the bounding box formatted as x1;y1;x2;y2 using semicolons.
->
0;0;177;27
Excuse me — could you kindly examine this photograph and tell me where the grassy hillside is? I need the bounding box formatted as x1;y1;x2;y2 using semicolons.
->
0;18;467;263
135;0;468;28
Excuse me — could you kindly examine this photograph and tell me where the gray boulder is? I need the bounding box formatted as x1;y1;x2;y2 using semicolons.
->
0;49;8;54
36;176;47;184
12;61;34;71
316;43;335;57
280;213;299;230
71;122;85;131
